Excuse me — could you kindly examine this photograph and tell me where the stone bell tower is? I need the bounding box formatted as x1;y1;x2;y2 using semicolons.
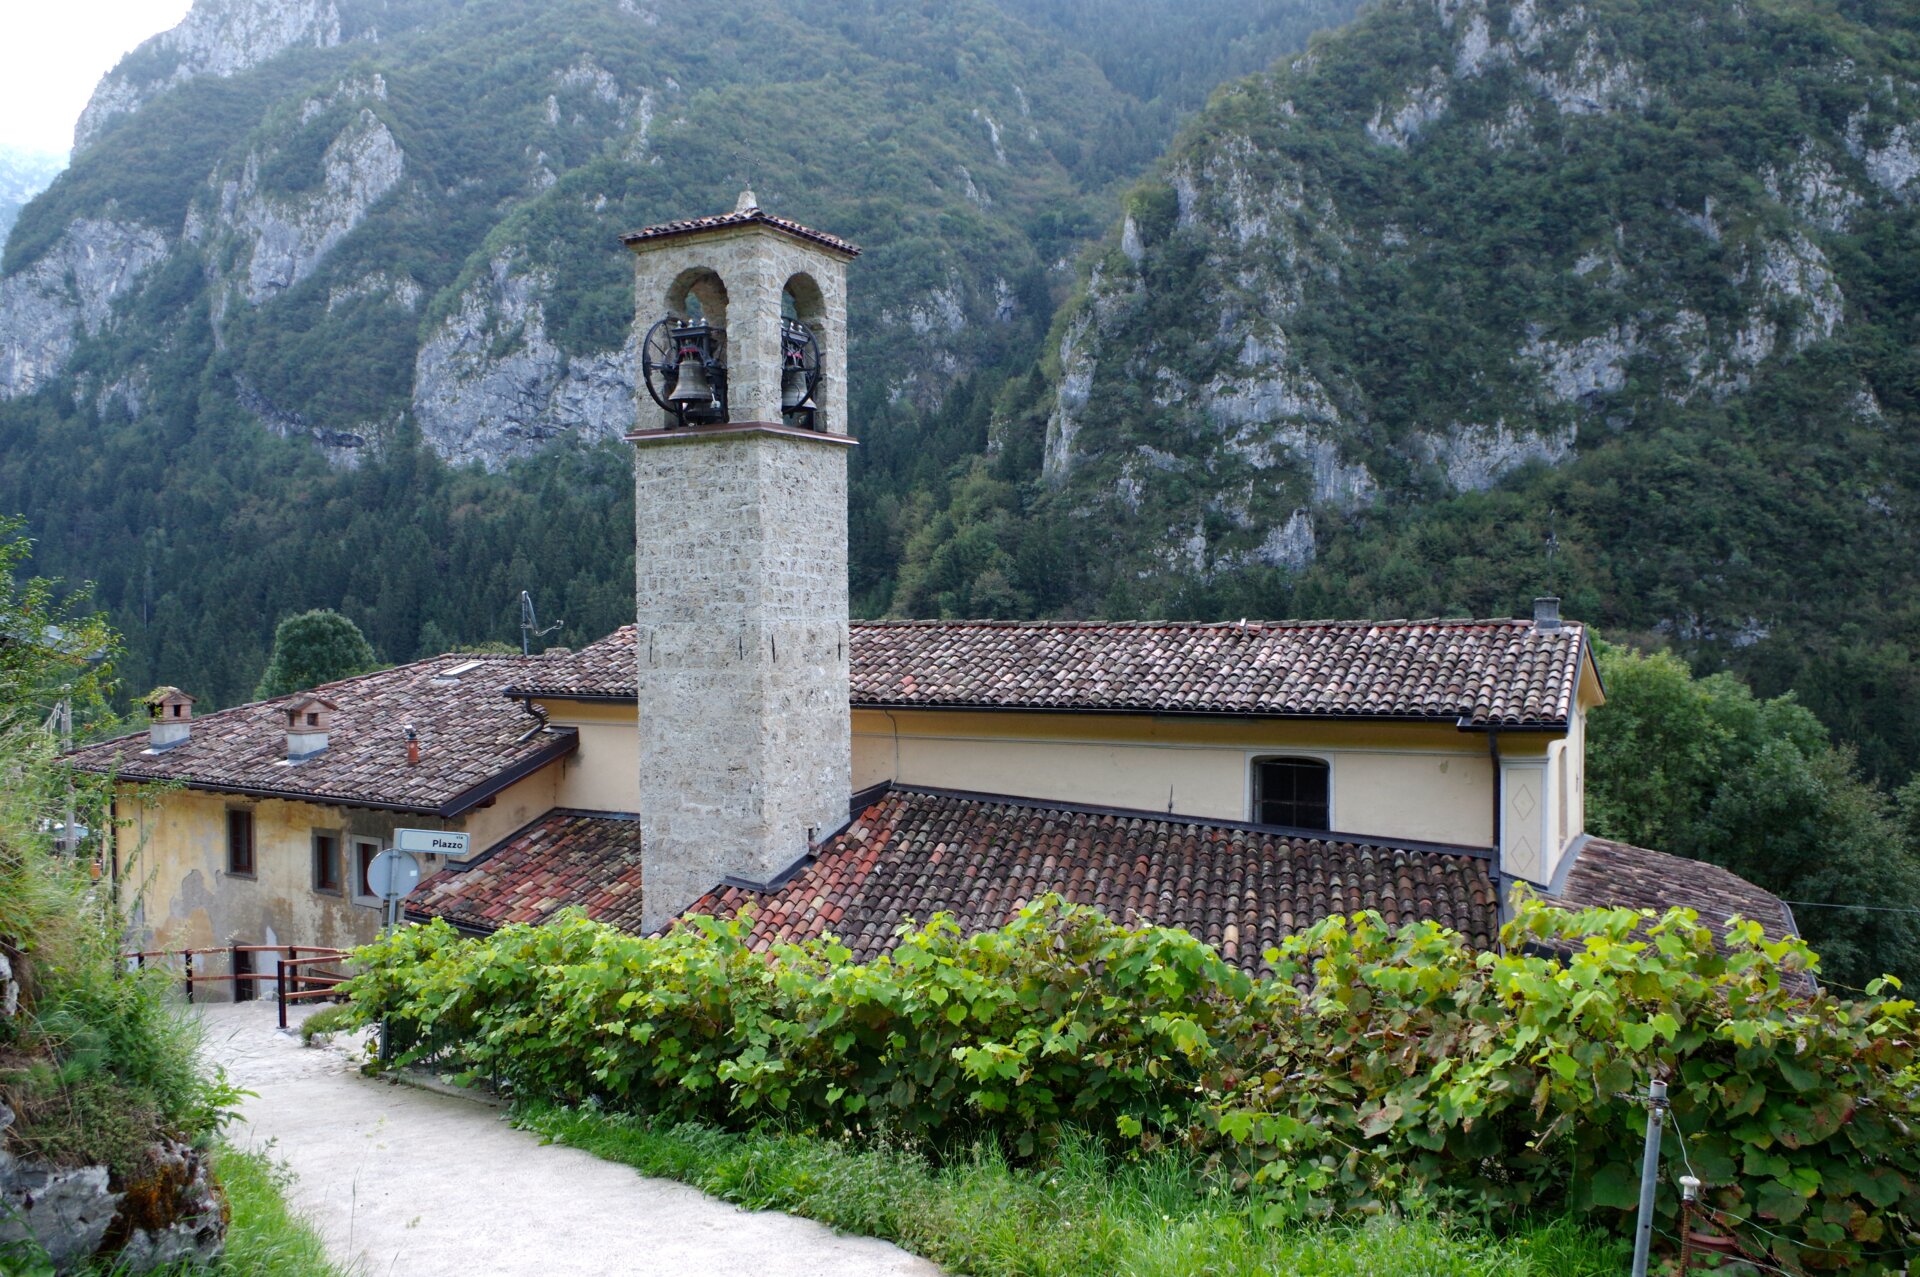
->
623;192;859;931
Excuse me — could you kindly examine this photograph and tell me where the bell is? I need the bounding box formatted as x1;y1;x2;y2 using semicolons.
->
781;366;815;413
667;350;713;406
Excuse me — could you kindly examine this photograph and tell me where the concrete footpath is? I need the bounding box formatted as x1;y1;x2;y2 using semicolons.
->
198;1003;941;1277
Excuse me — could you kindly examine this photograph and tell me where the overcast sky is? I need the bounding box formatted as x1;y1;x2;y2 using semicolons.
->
0;0;195;155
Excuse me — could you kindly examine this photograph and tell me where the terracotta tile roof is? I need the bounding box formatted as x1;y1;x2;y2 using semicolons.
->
66;654;575;815
407;810;646;933
622;208;860;257
507;627;637;700
687;787;1498;973
512;619;1588;726
851;620;1587;724
1558;837;1799;941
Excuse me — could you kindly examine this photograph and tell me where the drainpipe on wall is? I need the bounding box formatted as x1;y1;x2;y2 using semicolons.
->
109;795;120;913
1488;728;1508;931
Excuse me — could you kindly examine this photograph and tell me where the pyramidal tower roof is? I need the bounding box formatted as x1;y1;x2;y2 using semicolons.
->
622;190;860;257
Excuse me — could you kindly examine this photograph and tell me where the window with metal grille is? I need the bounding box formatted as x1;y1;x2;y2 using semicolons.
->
226;809;255;876
1251;757;1331;831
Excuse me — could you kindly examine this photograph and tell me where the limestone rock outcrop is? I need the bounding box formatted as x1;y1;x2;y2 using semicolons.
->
213;106;405;305
75;0;344;152
413;255;636;470
0;220;168;401
1032;0;1902;583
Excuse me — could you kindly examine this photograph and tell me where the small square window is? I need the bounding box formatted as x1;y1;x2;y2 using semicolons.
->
312;832;342;895
226;809;255;877
1252;758;1331;832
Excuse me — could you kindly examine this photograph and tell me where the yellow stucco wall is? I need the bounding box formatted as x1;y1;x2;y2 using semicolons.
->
529;697;1588;849
851;709;1504;847
542;701;644;812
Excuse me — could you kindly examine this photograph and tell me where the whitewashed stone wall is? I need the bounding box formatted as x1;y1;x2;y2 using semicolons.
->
633;429;852;931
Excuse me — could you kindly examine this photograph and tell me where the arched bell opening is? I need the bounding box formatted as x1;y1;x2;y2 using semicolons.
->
643;267;731;427
781;272;828;430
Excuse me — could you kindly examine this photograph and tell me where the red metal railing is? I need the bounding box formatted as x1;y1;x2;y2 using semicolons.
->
122;944;352;1030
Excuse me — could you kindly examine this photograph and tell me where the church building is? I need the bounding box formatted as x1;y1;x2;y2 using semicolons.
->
68;197;1795;981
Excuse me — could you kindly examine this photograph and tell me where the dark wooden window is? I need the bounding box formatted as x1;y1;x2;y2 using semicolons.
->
1252;757;1331;831
312;833;341;894
354;841;381;901
226;809;255;877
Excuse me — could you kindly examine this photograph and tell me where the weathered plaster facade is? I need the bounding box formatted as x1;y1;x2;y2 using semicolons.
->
114;761;561;991
851;710;1501;847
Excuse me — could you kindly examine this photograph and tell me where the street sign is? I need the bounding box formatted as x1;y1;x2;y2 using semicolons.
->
395;827;471;858
366;848;422;902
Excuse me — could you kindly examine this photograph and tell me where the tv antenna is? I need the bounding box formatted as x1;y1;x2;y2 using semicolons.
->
520;591;563;656
1545;508;1560;588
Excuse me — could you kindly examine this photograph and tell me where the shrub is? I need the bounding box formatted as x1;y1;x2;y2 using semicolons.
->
296;1002;356;1046
1206;903;1917;1273
347;895;1920;1272
347;900;1249;1151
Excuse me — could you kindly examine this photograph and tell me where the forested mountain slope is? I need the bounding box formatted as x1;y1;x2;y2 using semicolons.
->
894;0;1920;783
0;0;1357;704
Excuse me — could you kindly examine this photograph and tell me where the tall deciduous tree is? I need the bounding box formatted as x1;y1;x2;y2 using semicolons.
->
254;610;377;700
1586;641;1920;988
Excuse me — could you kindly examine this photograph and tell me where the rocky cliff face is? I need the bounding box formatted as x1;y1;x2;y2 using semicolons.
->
75;0;343;151
7;0;1210;474
207;100;404;306
1032;0;1916;580
413;254;637;467
0;219;168;400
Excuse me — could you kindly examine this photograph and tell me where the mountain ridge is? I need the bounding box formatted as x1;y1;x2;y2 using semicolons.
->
873;0;1920;781
0;0;1360;704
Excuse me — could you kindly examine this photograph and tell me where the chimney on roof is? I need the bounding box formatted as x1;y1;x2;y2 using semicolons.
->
145;687;195;751
284;695;338;761
1533;596;1562;633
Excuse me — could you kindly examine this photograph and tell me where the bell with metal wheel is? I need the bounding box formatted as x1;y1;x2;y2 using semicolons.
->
781;365;815;413
667;348;713;407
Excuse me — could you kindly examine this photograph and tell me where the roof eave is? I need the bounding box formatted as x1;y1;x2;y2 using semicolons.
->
70;729;579;818
434;729;580;818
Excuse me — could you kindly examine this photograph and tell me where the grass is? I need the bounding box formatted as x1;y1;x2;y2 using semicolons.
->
518;1104;1630;1277
202;1144;345;1277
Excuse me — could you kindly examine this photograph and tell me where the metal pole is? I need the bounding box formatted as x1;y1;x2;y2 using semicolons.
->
58;700;74;856
277;959;287;1031
379;890;395;1064
1631;1079;1668;1277
1678;1174;1700;1275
